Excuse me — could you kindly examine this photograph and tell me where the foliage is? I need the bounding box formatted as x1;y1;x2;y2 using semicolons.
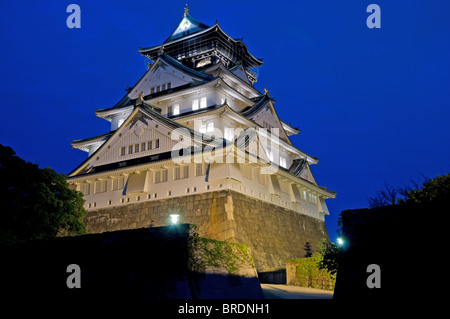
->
288;253;336;291
0;144;87;246
368;181;399;208
402;173;450;205
188;234;255;274
317;239;341;275
367;173;450;208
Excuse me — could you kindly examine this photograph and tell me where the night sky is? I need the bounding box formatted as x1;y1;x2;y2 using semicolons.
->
1;1;449;243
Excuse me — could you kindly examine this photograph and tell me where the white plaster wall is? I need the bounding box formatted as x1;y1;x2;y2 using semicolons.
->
74;160;328;221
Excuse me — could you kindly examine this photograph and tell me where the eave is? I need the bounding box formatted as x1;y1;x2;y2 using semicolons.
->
139;22;263;68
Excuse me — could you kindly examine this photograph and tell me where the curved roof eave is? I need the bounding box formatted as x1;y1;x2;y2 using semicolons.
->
139;22;263;66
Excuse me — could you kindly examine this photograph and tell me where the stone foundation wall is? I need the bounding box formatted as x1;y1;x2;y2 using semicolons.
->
2;225;264;299
84;190;330;272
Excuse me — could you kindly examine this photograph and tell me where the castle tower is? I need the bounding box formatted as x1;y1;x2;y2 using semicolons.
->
67;8;336;274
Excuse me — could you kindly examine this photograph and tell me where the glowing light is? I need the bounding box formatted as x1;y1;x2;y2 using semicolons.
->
337;237;344;246
170;214;179;225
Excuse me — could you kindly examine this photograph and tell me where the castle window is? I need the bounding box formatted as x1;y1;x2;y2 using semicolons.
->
112;177;125;190
168;190;172;196
200;97;207;109
280;156;287;169
167;106;173;116
174;165;189;180
148;140;153;150
224;127;234;141
161;84;166;91
141;142;146;151
135;144;140;153
173;104;180;116
196;163;207;176
154;169;168;183
80;183;90;195
167;82;171;90
128;145;133;154
108;200;111;205
151;87;155;94
120;147;126;156
206;121;214;133
192;99;199;110
199;123;206;133
94;180;107;194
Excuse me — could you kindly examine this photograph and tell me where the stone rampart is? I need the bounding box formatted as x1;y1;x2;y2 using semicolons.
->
84;190;330;273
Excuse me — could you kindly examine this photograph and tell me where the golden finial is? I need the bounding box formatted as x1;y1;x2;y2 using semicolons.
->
139;91;145;101
184;4;189;17
263;87;268;95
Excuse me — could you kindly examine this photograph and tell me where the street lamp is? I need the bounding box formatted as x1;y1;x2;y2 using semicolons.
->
169;214;179;225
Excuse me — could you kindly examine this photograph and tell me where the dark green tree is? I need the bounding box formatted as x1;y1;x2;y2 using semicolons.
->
317;239;341;275
368;173;450;208
0;144;87;246
401;173;450;205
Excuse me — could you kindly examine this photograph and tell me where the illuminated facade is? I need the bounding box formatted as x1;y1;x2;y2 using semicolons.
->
67;7;335;271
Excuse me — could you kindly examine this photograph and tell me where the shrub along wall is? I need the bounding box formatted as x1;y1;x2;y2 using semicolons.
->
286;254;336;291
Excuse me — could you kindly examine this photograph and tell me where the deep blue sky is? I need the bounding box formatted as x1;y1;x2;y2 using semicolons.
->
1;1;449;243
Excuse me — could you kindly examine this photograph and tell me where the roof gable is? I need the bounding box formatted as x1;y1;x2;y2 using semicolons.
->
245;98;291;144
163;13;210;44
230;65;251;85
68;104;203;177
128;57;207;100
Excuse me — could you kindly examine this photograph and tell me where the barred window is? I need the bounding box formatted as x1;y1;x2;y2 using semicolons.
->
94;180;107;194
154;169;168;183
112;177;125;190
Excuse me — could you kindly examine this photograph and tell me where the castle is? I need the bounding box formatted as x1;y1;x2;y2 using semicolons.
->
67;7;335;274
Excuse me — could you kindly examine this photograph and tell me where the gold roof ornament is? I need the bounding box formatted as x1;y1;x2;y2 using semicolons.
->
263;87;268;95
184;4;189;17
